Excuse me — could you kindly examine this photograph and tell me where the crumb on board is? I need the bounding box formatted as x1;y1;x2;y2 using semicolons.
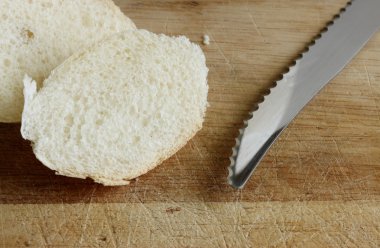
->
203;34;210;45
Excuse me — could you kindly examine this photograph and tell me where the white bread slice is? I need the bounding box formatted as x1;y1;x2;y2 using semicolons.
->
0;0;136;123
21;29;209;186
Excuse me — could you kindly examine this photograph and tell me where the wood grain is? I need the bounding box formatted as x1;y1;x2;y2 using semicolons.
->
1;0;380;247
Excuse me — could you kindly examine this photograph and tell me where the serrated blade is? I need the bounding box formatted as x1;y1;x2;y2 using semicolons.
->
228;0;380;189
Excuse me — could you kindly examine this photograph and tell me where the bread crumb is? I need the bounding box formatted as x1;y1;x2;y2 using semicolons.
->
203;34;210;45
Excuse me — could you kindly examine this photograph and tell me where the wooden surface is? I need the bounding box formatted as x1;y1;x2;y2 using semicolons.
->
1;0;380;247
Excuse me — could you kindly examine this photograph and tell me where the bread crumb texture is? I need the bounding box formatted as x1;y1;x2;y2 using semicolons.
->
21;30;209;185
0;0;135;122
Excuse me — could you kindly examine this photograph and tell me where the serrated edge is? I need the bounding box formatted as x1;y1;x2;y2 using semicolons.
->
228;0;354;187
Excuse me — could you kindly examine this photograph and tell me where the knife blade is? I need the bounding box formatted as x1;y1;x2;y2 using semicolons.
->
228;0;380;189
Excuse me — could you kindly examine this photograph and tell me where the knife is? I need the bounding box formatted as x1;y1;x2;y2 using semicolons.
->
228;0;380;189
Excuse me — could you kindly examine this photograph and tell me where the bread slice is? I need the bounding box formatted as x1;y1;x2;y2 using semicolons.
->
0;0;136;123
21;29;209;186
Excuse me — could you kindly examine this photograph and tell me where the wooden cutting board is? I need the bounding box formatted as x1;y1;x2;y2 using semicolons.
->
1;0;380;247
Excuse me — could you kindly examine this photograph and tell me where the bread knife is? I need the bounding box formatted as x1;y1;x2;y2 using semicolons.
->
228;0;380;189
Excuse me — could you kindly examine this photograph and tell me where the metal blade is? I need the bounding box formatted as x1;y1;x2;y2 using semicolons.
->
228;0;380;189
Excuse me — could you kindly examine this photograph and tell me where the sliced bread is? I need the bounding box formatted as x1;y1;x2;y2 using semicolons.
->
0;0;136;122
21;29;209;186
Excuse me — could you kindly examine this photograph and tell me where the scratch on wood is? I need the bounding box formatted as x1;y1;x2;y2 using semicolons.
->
320;165;333;185
204;204;228;248
205;28;237;79
179;203;206;221
174;153;182;167
233;190;243;233
269;207;287;247
77;185;97;246
246;2;266;43
103;204;118;248
301;232;318;245
331;137;352;184
303;205;340;246
247;12;265;42
192;139;204;159
128;187;158;246
0;206;4;248
36;205;49;247
332;137;351;182
301;162;311;190
207;32;224;62
364;63;380;120
126;203;142;247
295;141;304;170
331;138;343;163
275;129;292;155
